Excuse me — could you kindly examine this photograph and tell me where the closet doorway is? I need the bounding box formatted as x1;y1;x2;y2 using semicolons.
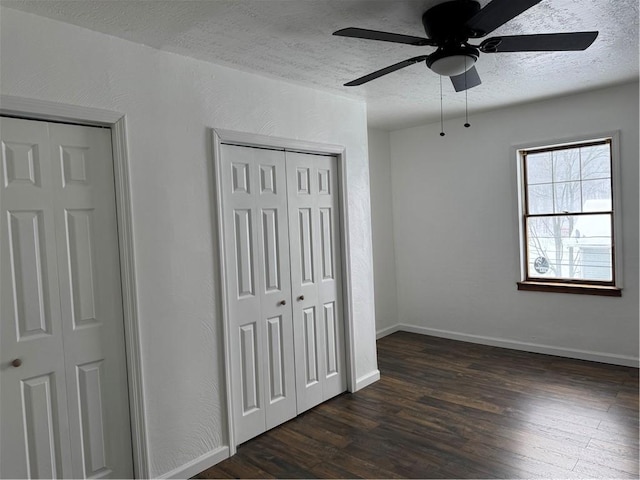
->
213;130;355;449
0;116;134;478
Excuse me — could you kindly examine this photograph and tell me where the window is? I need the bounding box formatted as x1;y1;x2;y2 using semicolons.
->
517;136;621;296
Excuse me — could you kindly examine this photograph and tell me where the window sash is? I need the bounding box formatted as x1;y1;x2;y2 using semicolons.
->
521;138;616;287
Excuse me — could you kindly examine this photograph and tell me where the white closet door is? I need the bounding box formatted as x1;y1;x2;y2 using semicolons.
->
286;152;346;414
1;117;74;479
48;123;133;479
0;117;133;479
220;144;297;444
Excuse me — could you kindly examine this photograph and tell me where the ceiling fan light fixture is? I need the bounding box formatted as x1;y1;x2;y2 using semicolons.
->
429;54;477;76
427;45;479;76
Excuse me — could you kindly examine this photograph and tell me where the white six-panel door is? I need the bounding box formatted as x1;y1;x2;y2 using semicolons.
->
220;144;346;445
0;117;133;479
286;152;346;413
1;117;74;479
220;144;297;445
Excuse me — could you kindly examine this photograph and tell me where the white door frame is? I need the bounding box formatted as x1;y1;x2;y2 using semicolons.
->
211;128;357;455
0;95;149;479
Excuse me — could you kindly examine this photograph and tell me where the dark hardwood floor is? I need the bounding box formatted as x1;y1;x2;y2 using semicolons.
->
195;332;639;479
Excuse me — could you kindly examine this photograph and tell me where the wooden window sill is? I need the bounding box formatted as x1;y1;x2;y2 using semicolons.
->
517;281;622;297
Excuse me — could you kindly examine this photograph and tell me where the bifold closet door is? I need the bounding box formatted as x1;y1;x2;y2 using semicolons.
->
220;144;297;445
286;152;346;414
1;118;74;479
0;117;133;478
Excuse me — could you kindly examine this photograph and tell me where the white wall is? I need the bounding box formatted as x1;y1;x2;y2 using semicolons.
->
367;128;398;334
0;7;379;478
389;82;639;364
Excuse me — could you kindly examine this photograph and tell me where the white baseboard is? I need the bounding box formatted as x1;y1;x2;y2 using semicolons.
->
354;369;381;391
383;324;639;368
376;324;400;339
158;446;230;479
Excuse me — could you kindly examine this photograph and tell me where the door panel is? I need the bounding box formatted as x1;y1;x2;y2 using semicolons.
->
266;315;286;401
21;372;64;479
239;322;260;413
223;147;266;444
286;152;346;414
313;155;347;401
1;117;73;479
297;208;314;284
64;208;99;327
302;306;319;385
319;208;334;280
257;150;296;432
49;122;133;479
0;117;133;479
296;167;310;195
234;208;256;297
221;145;297;443
261;209;281;292
286;153;324;412
76;361;108;477
8;210;53;339
323;301;338;377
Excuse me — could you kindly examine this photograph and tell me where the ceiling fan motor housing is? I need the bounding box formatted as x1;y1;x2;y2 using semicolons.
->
421;0;481;43
422;0;482;76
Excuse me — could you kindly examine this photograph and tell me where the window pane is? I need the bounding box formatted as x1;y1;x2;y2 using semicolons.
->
527;214;612;281
527;184;554;214
581;144;611;180
554;181;582;213
582;179;612;211
553;148;581;182
527;216;573;279
526;152;552;185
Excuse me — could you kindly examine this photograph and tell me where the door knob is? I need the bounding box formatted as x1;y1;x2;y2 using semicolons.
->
11;358;22;368
297;295;304;301
279;300;286;306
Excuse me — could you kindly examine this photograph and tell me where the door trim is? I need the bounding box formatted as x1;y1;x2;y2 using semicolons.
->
211;128;357;455
0;95;149;479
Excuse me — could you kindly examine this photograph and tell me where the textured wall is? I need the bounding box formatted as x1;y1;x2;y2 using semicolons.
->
390;82;639;363
0;7;379;478
367;129;398;333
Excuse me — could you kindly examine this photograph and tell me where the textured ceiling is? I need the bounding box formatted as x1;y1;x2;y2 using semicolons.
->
3;0;638;130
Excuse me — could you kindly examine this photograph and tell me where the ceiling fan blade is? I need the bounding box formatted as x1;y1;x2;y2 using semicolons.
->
344;56;428;86
450;66;482;92
466;0;542;37
333;28;435;46
480;32;599;52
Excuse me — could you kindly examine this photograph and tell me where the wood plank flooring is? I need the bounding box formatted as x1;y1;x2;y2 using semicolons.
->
194;332;639;479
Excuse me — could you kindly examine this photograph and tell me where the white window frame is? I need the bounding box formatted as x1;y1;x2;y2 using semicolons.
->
515;131;623;296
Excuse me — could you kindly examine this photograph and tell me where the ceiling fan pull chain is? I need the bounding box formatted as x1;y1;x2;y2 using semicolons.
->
464;57;471;128
439;75;445;137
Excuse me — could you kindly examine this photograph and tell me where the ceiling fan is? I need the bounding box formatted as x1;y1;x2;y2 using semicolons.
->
333;0;598;92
